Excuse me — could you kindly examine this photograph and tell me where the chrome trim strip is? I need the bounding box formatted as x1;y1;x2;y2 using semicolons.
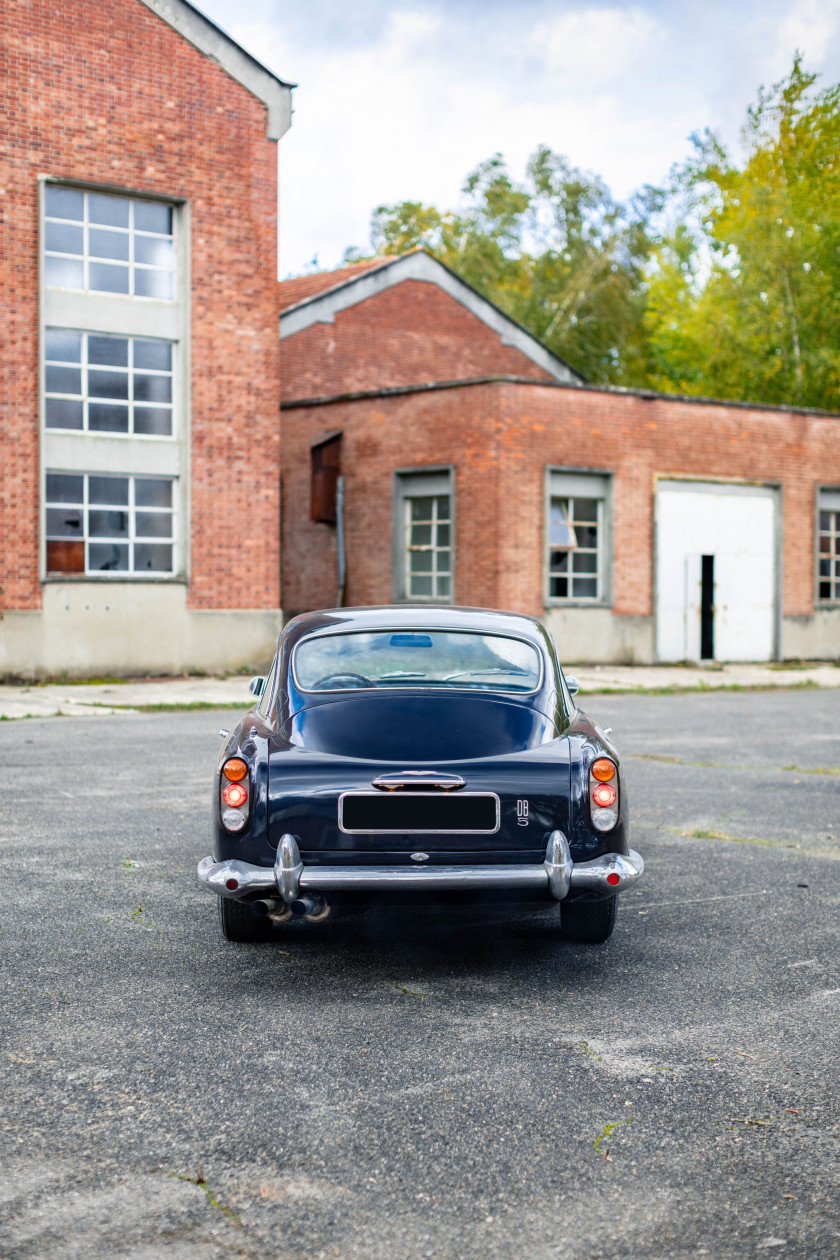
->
371;771;466;791
337;790;501;834
196;843;644;901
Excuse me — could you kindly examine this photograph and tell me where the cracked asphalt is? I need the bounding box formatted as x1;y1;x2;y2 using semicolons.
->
1;690;839;1259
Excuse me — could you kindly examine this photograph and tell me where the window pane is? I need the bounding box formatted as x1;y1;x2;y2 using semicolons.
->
410;496;433;521
134;373;172;404
45;330;82;362
412;551;433;573
134;202;172;234
88;542;129;571
89;261;129;293
549;500;576;548
89;509;129;537
135;511;171;538
46;507;83;536
437;523;450;547
88;335;128;367
550;576;568;598
89;227;129;261
410;523;432;547
572;577;598;598
410;575;432;596
134;406;172;436
435;495;450;518
134;235;174;267
134;543;173;572
88;402;129;432
45;256;84;288
819;534;831;553
45;186;84;220
88;369;129;399
436;576;451;598
576;525;598;548
572;551;597;574
819;558;831;577
134;478;172;508
88;194;129;227
45;221;84;254
46;539;85;573
819;581;831;600
550;550;568;573
133;339;172;371
134;268;173;299
46;473;84;503
437;548;451;571
45;398;84;429
571;498;598;522
819;511;831;531
45;365;82;395
89;476;128;505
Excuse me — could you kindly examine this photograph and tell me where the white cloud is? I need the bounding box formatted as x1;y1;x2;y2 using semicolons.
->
530;7;665;84
771;0;840;71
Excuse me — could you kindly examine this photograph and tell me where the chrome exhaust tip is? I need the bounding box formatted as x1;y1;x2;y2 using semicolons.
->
290;893;331;922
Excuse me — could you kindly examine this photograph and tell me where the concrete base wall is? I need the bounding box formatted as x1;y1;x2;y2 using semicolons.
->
543;607;840;663
0;584;283;678
543;608;655;664
782;611;840;661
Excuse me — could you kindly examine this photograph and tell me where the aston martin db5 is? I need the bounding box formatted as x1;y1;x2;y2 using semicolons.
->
197;606;643;943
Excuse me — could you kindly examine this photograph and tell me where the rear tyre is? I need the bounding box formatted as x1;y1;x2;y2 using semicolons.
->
217;896;275;943
559;896;617;943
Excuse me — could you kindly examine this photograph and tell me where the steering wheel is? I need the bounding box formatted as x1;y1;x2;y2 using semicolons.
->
310;672;374;690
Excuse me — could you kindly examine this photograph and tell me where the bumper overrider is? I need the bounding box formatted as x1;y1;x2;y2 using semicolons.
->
197;832;644;904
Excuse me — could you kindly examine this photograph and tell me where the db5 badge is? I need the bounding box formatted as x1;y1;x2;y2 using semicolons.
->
516;799;529;827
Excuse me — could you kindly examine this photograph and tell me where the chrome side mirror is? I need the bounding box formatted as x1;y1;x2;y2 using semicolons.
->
248;676;266;697
565;675;580;697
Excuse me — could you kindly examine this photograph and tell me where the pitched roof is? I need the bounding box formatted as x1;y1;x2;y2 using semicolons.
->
278;258;392;311
278;250;585;386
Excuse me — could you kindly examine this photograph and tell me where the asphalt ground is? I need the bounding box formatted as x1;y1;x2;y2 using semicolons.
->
1;690;838;1259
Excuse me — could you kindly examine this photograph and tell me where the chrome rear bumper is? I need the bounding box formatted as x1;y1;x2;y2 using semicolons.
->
197;831;643;903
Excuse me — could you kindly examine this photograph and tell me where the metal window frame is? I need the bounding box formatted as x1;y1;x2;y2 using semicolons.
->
44;472;177;578
38;175;191;585
44;329;175;440
544;466;613;608
392;466;455;604
815;485;840;607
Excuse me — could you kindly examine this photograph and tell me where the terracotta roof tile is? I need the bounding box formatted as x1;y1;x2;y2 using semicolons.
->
278;257;395;311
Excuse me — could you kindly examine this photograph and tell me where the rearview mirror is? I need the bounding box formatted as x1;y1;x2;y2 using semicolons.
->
248;676;266;697
565;675;580;697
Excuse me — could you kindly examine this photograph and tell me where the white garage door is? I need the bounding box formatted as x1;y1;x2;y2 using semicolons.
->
656;481;777;662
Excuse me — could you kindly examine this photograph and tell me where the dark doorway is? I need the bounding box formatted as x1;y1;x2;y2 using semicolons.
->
700;554;715;659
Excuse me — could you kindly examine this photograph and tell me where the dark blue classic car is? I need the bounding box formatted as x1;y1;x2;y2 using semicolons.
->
198;606;643;943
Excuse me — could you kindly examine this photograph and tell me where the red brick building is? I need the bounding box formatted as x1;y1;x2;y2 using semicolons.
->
280;252;840;663
1;0;291;675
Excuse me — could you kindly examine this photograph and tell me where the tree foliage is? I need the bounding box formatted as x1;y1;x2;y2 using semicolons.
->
347;58;840;409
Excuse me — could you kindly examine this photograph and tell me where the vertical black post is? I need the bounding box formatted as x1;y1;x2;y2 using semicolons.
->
700;554;714;660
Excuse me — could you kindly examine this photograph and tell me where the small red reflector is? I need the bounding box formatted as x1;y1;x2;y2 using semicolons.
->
222;782;248;808
607;872;620;886
592;783;617;808
223;758;248;782
591;758;616;782
225;878;239;890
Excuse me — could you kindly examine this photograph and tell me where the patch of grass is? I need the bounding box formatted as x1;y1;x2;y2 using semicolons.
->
90;700;243;713
781;763;840;777
390;982;436;1000
674;827;775;846
581;679;822;696
170;1171;241;1226
594;1117;633;1158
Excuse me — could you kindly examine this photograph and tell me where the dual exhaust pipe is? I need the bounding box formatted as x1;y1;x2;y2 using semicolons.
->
250;893;331;923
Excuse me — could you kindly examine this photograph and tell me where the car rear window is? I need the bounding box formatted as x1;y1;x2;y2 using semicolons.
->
293;630;542;693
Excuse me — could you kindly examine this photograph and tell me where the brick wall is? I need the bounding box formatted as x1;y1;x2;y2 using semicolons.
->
0;0;281;613
280;380;840;620
280;279;556;401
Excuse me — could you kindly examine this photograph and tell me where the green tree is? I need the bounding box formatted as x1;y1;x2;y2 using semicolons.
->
646;56;840;408
354;147;658;386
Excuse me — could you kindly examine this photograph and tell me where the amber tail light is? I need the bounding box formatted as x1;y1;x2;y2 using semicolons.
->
589;757;618;833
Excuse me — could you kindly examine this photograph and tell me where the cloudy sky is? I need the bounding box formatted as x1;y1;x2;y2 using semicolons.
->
197;0;840;276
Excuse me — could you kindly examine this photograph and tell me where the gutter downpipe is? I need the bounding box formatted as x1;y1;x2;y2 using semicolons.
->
336;474;346;607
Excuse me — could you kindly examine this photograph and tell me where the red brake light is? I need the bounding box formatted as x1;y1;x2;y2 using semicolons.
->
222;782;248;808
592;783;617;808
607;872;620;886
591;758;615;782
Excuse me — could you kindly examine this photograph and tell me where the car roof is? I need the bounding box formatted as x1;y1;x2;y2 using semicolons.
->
281;605;549;649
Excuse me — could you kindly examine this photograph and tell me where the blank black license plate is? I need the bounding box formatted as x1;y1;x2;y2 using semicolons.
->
338;792;500;834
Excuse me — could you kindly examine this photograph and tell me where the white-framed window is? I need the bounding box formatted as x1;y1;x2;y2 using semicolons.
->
45;472;176;576
817;487;840;603
44;330;173;436
394;470;453;602
44;186;175;300
547;471;610;603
